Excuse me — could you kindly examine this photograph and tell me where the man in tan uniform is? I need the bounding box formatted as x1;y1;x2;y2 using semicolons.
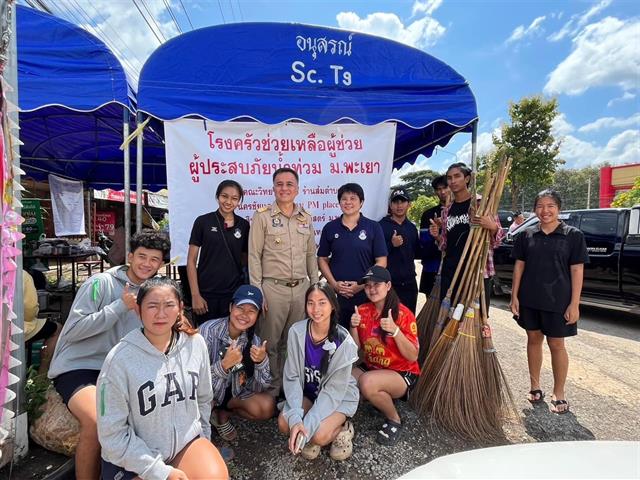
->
249;167;318;394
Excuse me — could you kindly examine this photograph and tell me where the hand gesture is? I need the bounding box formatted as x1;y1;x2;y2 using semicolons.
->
168;468;188;480
122;284;137;311
429;215;441;239
380;309;397;334
350;305;361;328
336;281;353;298
471;214;497;231
221;339;243;371
288;423;308;455
191;293;208;315
391;230;404;247
250;340;268;364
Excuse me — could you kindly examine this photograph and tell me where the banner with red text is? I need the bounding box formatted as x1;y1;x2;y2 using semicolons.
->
164;120;396;264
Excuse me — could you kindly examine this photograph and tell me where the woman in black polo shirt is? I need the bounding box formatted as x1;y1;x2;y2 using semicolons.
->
510;189;589;414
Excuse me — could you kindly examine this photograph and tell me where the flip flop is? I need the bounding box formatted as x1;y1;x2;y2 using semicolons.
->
527;389;545;404
550;399;569;414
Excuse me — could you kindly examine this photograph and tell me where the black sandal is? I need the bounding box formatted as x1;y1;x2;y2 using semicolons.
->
527;389;545;404
376;419;403;446
551;399;569;414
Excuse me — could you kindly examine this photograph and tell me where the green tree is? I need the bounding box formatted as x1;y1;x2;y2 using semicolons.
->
407;195;438;225
611;176;640;207
391;169;442;199
551;166;601;210
495;95;563;210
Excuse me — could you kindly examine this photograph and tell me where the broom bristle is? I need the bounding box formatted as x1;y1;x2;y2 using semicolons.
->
431;306;500;440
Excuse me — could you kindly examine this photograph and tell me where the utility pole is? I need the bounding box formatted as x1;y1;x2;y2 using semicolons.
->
587;176;591;209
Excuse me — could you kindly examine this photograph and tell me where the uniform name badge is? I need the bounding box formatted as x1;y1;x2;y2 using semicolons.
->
359;230;367;240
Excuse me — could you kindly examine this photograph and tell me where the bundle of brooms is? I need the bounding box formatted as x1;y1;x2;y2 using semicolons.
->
412;156;517;441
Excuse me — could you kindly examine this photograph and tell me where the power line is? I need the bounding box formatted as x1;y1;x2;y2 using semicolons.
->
216;0;226;23
178;0;194;29
134;0;167;43
228;0;236;22
161;0;182;34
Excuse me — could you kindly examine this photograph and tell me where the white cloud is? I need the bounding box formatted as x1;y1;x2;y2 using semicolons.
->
454;129;501;165
336;11;446;49
607;91;637;108
57;0;181;83
544;16;640;95
505;16;546;44
391;155;432;185
578;113;640;132
411;0;443;17
551;113;575;136
548;0;612;42
561;129;640;167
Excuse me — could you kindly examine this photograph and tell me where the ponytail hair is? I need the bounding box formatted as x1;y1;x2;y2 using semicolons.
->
137;277;198;336
381;287;400;344
304;282;340;376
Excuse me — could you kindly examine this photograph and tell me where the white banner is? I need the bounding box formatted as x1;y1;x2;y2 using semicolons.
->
164;120;396;265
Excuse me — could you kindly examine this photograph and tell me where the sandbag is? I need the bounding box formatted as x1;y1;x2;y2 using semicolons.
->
29;387;79;456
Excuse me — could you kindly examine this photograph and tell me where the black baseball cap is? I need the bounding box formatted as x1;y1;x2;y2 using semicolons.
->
358;265;392;284
390;189;411;201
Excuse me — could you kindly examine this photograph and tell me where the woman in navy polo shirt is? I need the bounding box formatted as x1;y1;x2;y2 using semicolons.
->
318;183;388;328
510;189;589;414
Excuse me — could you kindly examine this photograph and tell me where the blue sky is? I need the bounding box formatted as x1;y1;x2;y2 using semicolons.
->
30;0;639;180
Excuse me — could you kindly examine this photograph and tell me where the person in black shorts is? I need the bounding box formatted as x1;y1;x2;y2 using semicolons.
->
510;189;589;414
187;180;250;325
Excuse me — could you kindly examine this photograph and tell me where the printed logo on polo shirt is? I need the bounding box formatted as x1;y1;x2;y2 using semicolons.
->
358;230;367;240
234;228;242;239
334;233;339;239
410;322;418;335
211;226;218;232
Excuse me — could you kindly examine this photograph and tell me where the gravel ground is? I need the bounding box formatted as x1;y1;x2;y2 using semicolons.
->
2;273;639;480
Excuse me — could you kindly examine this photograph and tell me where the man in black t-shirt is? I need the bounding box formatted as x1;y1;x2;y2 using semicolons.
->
187;181;250;325
419;175;449;296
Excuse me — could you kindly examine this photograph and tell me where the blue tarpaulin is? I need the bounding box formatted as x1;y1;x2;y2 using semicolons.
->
17;6;166;189
138;23;478;167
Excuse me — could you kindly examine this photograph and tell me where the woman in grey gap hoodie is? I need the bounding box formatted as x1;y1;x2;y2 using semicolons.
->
97;277;228;480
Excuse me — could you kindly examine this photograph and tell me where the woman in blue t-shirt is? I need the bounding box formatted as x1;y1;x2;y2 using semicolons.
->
278;283;359;461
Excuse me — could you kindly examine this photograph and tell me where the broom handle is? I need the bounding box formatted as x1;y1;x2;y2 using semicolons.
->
444;217;477;299
451;227;485;307
461;237;490;308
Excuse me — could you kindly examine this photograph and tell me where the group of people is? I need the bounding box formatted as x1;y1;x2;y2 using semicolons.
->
43;163;588;479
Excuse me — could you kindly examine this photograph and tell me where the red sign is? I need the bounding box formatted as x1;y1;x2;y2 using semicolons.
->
94;211;116;236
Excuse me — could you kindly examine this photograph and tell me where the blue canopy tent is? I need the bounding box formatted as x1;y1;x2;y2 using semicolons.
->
137;22;479;169
17;5;167;240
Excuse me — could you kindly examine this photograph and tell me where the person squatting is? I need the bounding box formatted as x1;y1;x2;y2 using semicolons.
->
47;165;583;479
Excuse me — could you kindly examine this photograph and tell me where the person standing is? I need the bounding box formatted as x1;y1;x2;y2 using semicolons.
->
510;190;588;414
418;175;449;296
509;211;525;233
379;189;420;313
318;183;387;329
429;162;503;306
249;167;318;395
187;180;249;325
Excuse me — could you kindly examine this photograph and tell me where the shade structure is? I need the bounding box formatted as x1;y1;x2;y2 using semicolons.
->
16;5;166;189
138;22;478;167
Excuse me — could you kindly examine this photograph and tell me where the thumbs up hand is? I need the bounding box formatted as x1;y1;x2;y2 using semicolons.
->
429;216;441;239
391;229;404;247
250;339;268;364
122;284;138;311
350;305;362;328
380;309;397;334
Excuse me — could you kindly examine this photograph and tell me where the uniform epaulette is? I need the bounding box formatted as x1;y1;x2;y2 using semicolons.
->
257;206;269;213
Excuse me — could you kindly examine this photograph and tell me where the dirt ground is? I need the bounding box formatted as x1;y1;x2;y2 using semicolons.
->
2;273;639;479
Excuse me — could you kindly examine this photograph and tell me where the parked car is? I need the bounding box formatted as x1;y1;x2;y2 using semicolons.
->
493;205;640;315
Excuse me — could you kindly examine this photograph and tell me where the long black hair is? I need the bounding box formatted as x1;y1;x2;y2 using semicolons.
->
137;277;197;335
305;282;340;376
216;179;244;202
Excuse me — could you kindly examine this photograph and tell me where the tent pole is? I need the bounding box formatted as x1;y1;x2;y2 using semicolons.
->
470;120;478;199
136;112;143;233
123;107;131;259
85;184;92;241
